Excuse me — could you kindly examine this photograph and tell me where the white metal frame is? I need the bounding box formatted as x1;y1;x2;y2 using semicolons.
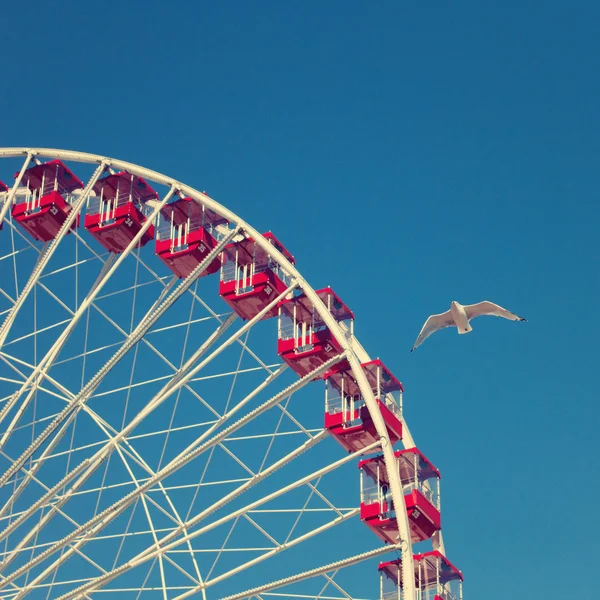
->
0;147;447;600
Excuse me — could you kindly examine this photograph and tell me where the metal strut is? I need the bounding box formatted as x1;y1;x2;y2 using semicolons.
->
0;225;242;491
2;354;347;597
0;160;107;348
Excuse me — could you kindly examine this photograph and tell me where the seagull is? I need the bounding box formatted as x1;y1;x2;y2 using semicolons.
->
411;301;526;352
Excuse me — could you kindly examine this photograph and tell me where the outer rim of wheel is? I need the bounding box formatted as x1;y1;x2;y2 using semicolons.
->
0;146;419;600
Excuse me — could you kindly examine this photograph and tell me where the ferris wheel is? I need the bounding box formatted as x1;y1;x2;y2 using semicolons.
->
0;148;464;600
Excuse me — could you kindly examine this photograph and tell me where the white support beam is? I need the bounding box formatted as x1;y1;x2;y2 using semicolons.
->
0;185;178;447
219;545;398;600
0;314;239;569
0;160;107;348
0;281;292;553
53;432;370;600
0;355;346;595
0;225;241;490
0;152;33;228
174;509;360;599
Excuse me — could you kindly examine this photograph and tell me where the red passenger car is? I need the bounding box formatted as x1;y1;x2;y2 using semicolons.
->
84;172;158;253
359;448;441;544
277;287;353;378
324;359;403;453
12;160;84;242
156;196;228;278
220;232;295;320
379;551;463;600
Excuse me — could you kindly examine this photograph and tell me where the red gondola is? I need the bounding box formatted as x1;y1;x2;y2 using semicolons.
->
84;172;158;253
324;359;403;453
220;232;295;320
359;448;441;544
156;196;228;278
277;287;353;378
379;551;463;600
11;160;84;242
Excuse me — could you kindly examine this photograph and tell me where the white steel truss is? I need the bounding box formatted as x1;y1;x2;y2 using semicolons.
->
0;147;447;600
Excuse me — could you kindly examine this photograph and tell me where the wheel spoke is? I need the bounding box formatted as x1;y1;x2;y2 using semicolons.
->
0;226;241;490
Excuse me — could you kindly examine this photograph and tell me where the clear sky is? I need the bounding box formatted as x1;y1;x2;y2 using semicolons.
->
1;1;599;599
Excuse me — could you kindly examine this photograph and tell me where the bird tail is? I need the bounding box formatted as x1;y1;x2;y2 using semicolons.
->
458;323;473;334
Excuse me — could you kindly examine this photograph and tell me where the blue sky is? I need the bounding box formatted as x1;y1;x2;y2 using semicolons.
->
1;1;599;598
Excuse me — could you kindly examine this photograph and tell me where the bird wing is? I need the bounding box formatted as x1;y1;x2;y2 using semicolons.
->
463;301;526;322
411;310;455;351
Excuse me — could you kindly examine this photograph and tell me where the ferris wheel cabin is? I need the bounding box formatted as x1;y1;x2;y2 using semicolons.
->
324;359;403;453
155;196;228;278
277;287;353;378
84;172;158;253
11;160;84;242
379;551;463;600
219;232;295;320
359;448;441;544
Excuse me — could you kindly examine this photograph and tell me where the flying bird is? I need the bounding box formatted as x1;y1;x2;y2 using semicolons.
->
411;301;526;352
